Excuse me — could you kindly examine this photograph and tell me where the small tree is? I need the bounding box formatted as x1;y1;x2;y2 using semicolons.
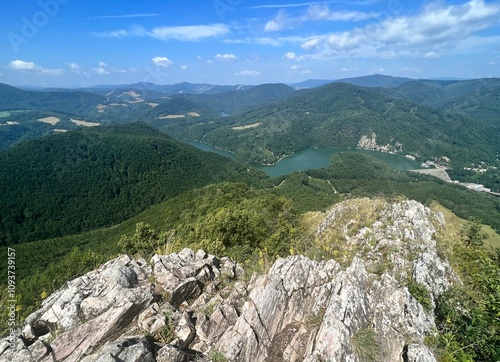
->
462;218;487;247
119;222;161;256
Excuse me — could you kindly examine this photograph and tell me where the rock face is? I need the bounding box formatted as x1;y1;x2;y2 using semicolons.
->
0;199;456;362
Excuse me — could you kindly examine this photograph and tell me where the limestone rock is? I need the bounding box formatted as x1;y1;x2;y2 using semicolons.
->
0;200;457;362
79;336;154;362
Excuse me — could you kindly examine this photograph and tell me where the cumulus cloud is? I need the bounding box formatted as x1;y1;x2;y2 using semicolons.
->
152;56;174;67
8;60;37;70
299;0;500;58
181;65;188;70
93;67;109;75
69;63;82;71
92;24;229;41
215;53;237;61
235;70;262;76
283;52;296;60
90;62;127;75
8;60;64;75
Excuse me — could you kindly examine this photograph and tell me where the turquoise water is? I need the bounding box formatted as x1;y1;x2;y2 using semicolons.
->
181;140;422;178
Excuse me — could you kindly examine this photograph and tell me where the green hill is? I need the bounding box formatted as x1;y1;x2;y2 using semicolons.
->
0;123;267;245
0;83;104;114
378;78;500;126
185;83;296;115
183;82;499;166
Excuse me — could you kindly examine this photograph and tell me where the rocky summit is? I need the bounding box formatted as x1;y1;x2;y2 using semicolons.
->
1;199;457;362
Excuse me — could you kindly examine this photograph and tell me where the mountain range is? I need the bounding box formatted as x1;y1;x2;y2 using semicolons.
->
1;74;499;186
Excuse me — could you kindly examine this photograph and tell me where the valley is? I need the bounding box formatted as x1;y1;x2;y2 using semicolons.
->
0;75;499;362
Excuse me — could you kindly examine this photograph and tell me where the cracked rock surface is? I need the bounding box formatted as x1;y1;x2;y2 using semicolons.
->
0;199;455;362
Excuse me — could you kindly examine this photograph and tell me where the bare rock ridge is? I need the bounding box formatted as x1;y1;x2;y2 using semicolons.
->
1;199;456;362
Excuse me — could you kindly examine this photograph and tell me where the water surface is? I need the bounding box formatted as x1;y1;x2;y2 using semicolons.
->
181;140;421;178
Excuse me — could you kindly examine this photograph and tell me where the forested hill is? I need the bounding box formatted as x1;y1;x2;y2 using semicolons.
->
0;123;267;245
0;83;104;114
191;82;499;165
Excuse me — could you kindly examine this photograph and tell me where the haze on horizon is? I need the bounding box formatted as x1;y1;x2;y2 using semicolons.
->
1;0;500;88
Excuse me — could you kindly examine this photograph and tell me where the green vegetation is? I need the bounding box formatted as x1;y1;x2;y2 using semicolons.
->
0;123;267;244
156;313;175;344
434;234;500;361
303;153;500;233
168;82;500;169
407;279;433;312
208;350;228;362
351;327;379;362
0;137;499;359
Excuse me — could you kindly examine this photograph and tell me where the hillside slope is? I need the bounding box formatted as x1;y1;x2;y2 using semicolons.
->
2;198;498;361
0;123;266;244
189;82;499;165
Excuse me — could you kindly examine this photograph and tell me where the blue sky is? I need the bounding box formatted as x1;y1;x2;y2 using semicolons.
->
1;0;499;87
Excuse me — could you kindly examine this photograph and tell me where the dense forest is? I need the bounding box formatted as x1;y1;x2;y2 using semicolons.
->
0;123;267;244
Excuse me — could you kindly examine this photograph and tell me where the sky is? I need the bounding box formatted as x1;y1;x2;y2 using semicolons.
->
0;0;499;87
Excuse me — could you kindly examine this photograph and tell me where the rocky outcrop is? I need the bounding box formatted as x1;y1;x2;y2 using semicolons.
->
357;132;403;154
0;199;456;362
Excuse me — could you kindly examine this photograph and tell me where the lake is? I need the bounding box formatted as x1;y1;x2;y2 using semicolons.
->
181;140;422;178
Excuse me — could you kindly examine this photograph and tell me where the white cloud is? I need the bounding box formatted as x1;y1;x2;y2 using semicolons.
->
181;65;188;70
301;38;322;50
152;56;174;68
305;5;380;22
340;67;352;72
8;60;64;75
150;24;229;41
223;37;283;46
298;0;500;58
93;67;110;75
40;68;64;75
290;65;299;70
93;30;128;38
110;67;127;73
265;10;294;32
246;54;261;63
215;53;237;61
424;51;440;58
264;4;379;32
9;60;36;70
69;63;81;71
90;62;127;75
92;24;229;41
207;59;214;64
235;70;262;76
283;52;296;60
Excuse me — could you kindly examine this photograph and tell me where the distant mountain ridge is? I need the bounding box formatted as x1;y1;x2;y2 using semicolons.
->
78;81;254;96
168;81;499;166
